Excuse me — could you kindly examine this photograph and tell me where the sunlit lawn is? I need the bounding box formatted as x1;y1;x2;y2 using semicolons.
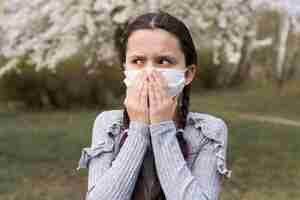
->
0;80;299;200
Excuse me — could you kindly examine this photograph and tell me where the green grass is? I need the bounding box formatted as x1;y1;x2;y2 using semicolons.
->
221;120;300;200
0;81;300;200
190;79;300;121
0;109;97;200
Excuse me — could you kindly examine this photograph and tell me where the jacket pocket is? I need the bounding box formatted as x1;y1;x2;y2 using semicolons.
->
77;140;114;170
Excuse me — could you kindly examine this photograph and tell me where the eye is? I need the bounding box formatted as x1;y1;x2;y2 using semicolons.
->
132;58;144;65
158;57;174;65
159;59;169;65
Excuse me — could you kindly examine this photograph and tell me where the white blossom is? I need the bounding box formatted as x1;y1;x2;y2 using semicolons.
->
0;0;275;81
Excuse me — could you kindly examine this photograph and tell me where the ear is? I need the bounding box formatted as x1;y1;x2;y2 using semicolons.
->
185;64;197;86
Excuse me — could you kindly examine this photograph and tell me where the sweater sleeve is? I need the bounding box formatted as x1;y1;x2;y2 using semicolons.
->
149;119;229;200
78;111;150;200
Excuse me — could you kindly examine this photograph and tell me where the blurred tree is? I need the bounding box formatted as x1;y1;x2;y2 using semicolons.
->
254;0;300;87
2;0;299;91
164;0;273;86
276;11;300;88
0;0;137;77
0;0;272;87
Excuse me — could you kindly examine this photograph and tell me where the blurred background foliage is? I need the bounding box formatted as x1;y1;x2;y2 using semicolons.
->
0;1;300;109
0;56;124;109
0;0;299;110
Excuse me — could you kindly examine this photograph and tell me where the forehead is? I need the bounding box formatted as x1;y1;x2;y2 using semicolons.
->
126;28;182;56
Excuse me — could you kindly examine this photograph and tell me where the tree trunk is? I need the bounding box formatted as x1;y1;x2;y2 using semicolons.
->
229;35;253;86
275;11;290;87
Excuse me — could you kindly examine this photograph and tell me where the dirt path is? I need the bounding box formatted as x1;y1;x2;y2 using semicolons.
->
239;113;300;127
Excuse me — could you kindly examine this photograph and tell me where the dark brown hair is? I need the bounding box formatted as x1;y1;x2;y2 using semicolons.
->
119;11;197;200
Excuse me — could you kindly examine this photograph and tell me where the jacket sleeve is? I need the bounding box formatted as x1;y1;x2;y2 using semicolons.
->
149;118;231;200
77;111;150;200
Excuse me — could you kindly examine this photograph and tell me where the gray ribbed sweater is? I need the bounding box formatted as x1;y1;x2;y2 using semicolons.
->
77;110;231;200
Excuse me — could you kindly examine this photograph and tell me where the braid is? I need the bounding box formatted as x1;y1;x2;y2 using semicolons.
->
122;107;130;131
180;85;190;128
119;107;130;146
176;85;191;159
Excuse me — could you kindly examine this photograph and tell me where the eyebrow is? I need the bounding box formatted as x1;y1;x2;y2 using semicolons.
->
128;55;177;65
128;53;177;59
128;55;146;59
156;55;177;63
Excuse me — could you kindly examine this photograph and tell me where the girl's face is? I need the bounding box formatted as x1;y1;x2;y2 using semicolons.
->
124;28;196;85
125;28;186;70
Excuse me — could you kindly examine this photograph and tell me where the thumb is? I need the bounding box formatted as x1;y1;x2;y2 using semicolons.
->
171;95;179;111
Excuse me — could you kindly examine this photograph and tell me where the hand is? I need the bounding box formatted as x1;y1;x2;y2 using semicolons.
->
124;71;150;124
148;69;178;124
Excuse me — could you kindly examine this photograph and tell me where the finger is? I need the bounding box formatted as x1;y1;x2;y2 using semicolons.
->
148;72;162;103
148;74;158;108
149;72;159;101
171;97;178;113
136;72;146;97
139;78;148;108
151;71;166;101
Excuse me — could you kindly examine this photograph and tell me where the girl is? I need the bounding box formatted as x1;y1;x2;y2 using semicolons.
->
78;11;231;200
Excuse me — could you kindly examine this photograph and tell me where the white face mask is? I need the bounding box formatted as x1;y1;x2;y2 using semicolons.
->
123;67;187;97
